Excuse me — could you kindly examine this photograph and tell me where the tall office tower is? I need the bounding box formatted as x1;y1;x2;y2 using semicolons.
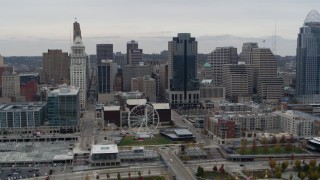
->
41;50;70;84
2;71;20;101
252;48;278;91
122;65;152;91
159;63;168;100
97;60;117;102
113;52;127;68
0;66;13;89
296;10;320;103
70;22;88;110
113;69;122;92
96;44;113;65
167;33;199;107
47;85;80;127
73;21;82;41
239;42;258;64
208;47;238;85
222;63;253;102
252;48;283;103
126;40;138;64
128;49;143;65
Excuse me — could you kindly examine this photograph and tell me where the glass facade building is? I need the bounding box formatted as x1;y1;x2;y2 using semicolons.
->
296;10;320;103
47;86;80;126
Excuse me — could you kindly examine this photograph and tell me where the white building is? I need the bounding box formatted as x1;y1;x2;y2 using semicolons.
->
274;110;318;137
2;71;20;101
70;36;88;110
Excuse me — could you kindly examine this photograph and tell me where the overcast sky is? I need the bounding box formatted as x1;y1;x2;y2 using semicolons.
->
0;0;318;56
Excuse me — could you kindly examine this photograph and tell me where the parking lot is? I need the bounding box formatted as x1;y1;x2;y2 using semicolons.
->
0;163;72;180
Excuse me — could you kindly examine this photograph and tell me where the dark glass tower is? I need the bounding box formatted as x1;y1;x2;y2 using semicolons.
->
296;10;320;103
168;33;199;106
96;44;113;65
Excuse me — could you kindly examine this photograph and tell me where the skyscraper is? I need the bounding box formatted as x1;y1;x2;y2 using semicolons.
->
296;10;320;103
126;40;138;64
239;42;258;64
70;21;88;110
167;33;199;107
41;50;70;84
113;52;127;68
208;47;238;86
2;71;20;101
98;60;117;94
128;49;143;65
96;44;113;65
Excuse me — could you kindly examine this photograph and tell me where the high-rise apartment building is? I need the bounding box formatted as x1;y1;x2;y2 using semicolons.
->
96;44;113;65
113;52;127;68
128;49;143;65
131;75;156;102
239;42;258;64
208;47;238;85
2;72;20;101
70;21;88;110
97;60;117;94
166;33;199;107
222;63;253;102
47;85;80;126
127;40;138;65
41;50;70;84
296;10;320;103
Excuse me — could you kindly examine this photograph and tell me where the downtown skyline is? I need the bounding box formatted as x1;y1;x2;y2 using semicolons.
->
0;0;319;56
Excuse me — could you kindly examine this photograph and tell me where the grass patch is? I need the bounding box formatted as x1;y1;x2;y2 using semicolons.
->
200;171;233;179
237;145;306;155
118;134;172;146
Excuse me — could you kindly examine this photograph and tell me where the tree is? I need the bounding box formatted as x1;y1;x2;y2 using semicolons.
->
138;171;141;176
309;170;319;180
240;139;247;154
196;166;204;177
274;143;281;153
261;137;268;145
181;155;190;161
295;160;301;170
280;135;286;144
96;175;100;180
269;159;276;171
49;169;53;175
85;175;90;180
300;171;306;180
309;159;317;169
303;164;310;172
282;161;289;171
285;142;292;152
271;135;277;144
117;172;121;180
219;164;225;174
275;170;282;178
252;139;257;153
213;165;218;172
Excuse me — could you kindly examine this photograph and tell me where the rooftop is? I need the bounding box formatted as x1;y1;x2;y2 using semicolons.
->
91;144;118;155
103;106;120;111
48;86;79;96
0;102;46;112
152;103;170;110
126;99;147;106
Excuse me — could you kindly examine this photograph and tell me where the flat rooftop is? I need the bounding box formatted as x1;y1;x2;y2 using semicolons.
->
126;99;147;106
103;106;120;111
152;103;170;110
91;144;118;155
0;142;73;163
0;102;46;112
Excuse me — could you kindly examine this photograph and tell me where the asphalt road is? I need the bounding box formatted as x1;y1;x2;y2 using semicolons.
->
158;147;196;180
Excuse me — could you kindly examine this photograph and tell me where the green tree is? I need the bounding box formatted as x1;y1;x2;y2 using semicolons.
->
309;170;319;180
196;166;204;177
275;170;282;178
303;164;310;172
240;139;247;154
274;143;281;153
282;160;289;171
261;137;268;145
213;165;218;172
295;160;301;170
181;155;190;161
309;159;317;169
269;159;277;171
285;142;292;152
251;139;257;153
300;171;306;180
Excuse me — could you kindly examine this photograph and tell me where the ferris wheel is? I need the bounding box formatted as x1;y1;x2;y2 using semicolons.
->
128;103;160;138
